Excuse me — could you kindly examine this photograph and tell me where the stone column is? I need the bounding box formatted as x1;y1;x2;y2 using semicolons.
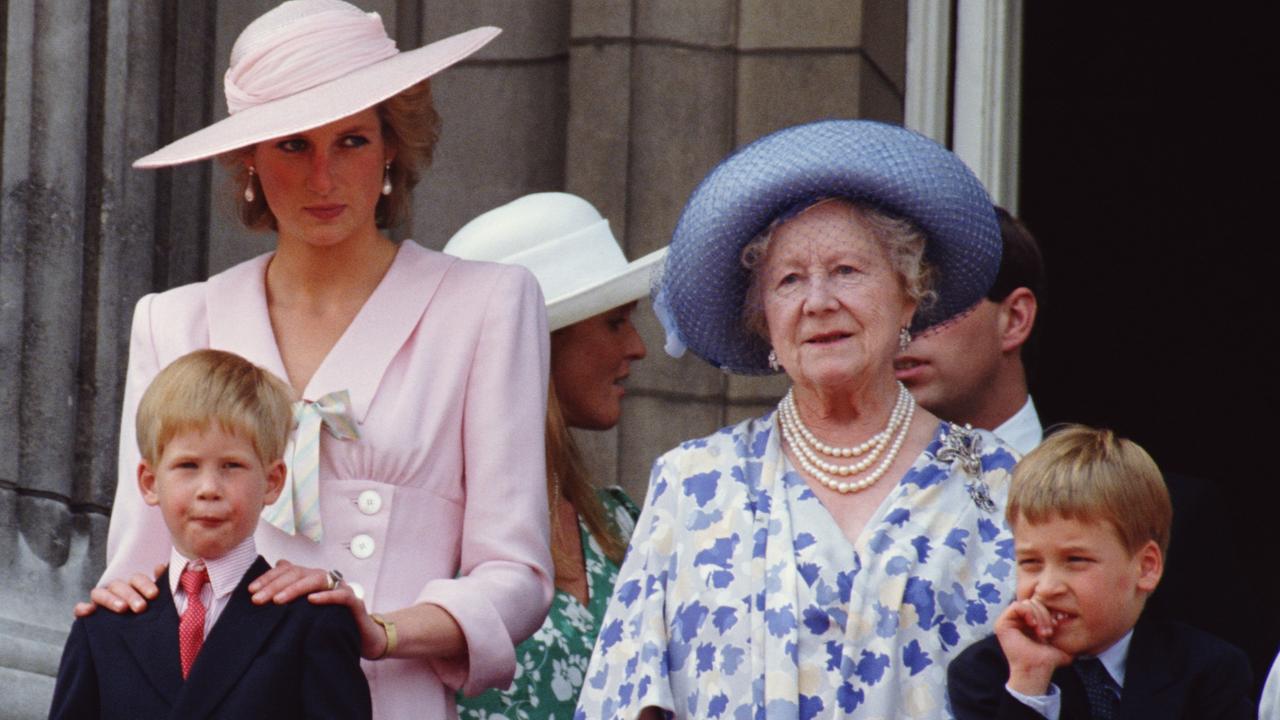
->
2;1;240;715
407;0;570;250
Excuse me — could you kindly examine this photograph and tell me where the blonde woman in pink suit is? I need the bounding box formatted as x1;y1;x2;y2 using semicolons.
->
77;2;554;718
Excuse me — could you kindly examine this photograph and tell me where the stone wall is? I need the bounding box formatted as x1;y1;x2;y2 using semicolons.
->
0;2;904;715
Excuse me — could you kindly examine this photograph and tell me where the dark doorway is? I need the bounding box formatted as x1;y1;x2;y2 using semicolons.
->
1020;4;1278;687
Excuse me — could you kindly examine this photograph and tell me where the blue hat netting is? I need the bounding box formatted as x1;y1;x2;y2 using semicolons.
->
654;119;1002;375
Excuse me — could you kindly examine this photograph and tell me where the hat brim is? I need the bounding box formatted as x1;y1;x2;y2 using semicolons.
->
662;120;1001;374
547;247;667;331
133;26;500;168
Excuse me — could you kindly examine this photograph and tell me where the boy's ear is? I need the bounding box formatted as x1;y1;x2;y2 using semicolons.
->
1135;539;1164;593
138;461;161;506
262;459;287;506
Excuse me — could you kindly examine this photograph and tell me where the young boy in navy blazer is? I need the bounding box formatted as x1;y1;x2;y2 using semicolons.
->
948;425;1253;719
49;349;370;719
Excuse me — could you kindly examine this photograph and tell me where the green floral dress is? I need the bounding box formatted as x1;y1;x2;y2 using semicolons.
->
457;487;639;720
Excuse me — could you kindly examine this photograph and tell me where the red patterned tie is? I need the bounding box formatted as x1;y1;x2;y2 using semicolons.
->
178;564;209;679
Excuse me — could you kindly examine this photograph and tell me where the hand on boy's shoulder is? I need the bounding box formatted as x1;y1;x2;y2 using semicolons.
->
289;595;361;634
256;579;363;650
994;598;1072;695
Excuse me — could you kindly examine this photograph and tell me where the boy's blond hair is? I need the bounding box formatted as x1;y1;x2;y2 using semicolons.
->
136;349;294;465
1007;424;1172;555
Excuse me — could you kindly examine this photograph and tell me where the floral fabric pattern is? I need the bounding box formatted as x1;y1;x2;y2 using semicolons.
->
460;489;639;720
575;413;1018;719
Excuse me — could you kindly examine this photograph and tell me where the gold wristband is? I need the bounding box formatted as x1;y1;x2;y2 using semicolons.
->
370;613;397;660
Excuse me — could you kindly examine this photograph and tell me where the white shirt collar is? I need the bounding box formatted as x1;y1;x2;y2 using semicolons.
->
993;395;1043;455
168;535;258;602
1087;627;1134;688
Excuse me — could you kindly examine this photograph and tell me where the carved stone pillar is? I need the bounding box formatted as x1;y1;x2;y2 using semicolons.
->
1;1;214;716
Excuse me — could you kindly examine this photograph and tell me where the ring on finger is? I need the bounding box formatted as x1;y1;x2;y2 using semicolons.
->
326;569;344;591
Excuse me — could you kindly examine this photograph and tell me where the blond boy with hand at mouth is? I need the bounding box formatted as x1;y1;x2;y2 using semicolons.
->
948;425;1253;719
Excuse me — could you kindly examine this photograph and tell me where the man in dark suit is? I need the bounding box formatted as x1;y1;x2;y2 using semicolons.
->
48;350;370;719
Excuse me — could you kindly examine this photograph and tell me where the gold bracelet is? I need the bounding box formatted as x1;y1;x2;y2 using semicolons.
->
369;613;397;660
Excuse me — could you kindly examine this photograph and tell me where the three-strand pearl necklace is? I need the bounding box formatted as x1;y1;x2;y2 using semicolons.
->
777;381;915;493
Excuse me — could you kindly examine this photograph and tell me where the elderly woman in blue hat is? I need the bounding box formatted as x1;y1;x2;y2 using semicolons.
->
576;120;1019;719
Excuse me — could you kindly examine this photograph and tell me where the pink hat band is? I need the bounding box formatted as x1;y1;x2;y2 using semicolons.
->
225;5;397;115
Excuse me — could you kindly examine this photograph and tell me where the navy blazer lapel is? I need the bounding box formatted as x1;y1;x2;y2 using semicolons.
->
170;557;286;720
1050;664;1091;719
1116;618;1179;718
119;569;185;706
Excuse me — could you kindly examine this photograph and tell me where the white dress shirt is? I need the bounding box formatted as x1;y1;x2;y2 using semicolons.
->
994;396;1044;455
1260;652;1280;719
168;536;259;638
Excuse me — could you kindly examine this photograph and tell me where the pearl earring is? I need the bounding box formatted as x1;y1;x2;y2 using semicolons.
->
244;166;256;203
898;328;911;352
381;161;392;196
767;349;780;372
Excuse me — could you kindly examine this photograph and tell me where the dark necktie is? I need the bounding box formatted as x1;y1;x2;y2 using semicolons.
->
178;564;209;679
1074;657;1121;720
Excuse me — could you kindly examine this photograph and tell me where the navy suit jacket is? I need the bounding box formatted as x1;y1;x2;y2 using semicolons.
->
947;616;1255;719
49;556;371;719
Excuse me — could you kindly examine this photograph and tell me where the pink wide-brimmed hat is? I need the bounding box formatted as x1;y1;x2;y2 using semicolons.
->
134;0;499;168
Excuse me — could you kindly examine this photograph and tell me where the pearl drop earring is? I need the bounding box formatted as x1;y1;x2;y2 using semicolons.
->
244;166;256;203
381;161;392;196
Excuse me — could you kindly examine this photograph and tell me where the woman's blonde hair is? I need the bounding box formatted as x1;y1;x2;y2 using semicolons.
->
545;379;629;585
136;349;295;466
1008;424;1172;555
220;80;440;231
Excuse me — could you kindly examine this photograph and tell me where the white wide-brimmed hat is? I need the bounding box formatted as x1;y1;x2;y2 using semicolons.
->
444;193;667;331
134;0;499;168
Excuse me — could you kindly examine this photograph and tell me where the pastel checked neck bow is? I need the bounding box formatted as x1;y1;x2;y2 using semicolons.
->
261;389;361;542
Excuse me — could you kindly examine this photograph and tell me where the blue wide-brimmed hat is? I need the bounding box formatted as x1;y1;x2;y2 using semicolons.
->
655;119;1002;375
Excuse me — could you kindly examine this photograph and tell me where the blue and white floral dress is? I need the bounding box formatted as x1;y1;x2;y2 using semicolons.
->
575;411;1018;719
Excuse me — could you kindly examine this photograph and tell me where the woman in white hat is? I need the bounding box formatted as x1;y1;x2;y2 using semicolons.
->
82;2;553;717
444;193;665;719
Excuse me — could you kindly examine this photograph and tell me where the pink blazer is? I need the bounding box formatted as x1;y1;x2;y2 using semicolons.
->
102;241;554;719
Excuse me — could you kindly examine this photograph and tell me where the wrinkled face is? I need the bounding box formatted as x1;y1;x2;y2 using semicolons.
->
551;302;647;430
140;427;284;561
251;106;390;247
1013;515;1160;657
761;201;916;392
894;299;1004;421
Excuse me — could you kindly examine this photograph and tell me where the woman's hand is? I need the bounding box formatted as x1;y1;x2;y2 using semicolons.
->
306;579;389;660
995;598;1072;696
247;558;334;604
247;559;388;659
250;560;467;661
73;563;166;617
